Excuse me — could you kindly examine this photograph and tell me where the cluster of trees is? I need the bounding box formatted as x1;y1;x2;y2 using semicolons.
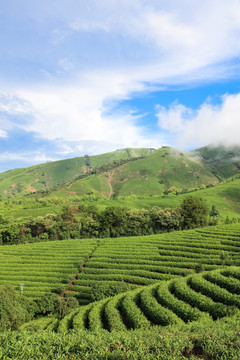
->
0;196;214;245
0;285;78;331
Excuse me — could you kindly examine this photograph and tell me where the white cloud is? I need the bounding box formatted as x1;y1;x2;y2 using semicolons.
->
0;129;7;138
0;151;56;164
156;93;240;148
0;72;163;153
156;103;193;132
1;0;240;160
70;19;109;32
58;57;75;72
62;0;240;82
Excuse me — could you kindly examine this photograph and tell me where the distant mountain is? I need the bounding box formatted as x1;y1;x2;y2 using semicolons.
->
193;144;240;179
53;147;218;199
0;144;239;199
0;148;155;198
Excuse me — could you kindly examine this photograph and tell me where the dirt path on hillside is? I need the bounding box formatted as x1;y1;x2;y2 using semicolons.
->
61;243;100;297
107;171;114;198
61;257;91;297
223;196;236;205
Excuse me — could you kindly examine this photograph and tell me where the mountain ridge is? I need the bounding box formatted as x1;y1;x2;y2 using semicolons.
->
0;144;239;199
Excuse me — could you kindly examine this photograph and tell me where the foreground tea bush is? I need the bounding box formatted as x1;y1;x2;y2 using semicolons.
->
1;315;240;359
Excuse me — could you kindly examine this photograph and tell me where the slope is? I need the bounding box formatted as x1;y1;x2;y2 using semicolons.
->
57;147;219;198
193;144;240;179
0;148;154;198
21;265;240;333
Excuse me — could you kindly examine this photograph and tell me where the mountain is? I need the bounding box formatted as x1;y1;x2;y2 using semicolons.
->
0;144;239;200
58;147;218;199
0;148;154;198
193;144;240;179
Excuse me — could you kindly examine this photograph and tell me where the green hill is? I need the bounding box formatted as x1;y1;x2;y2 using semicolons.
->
0;144;239;222
34;266;240;333
193;144;240;179
1;223;240;302
0;144;240;201
55;147;219;199
0;148;154;198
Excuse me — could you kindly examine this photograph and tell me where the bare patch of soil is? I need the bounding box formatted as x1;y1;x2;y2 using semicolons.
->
28;185;36;193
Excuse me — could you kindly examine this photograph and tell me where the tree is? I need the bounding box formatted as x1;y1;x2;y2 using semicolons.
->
0;285;36;331
150;207;182;233
126;209;152;236
220;251;228;267
180;196;209;229
99;206;128;237
210;205;219;217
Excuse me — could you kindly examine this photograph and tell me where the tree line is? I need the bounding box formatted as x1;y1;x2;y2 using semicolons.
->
0;196;217;245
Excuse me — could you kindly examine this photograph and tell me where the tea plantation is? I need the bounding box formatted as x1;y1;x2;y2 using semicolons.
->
0;224;239;303
1;223;240;359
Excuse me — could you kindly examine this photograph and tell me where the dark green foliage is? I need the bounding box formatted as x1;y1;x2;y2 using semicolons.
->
0;285;36;331
35;293;60;315
180;195;209;229
58;297;79;319
126;208;152;236
35;293;79;319
120;291;151;329
1;315;240;359
194;263;205;273
88;298;109;331
220;250;229;266
99;206;128;238
188;275;240;308
171;278;237;319
0;204;187;244
150;206;182;233
157;282;207;323
84;155;91;167
139;286;183;326
104;293;127;332
210;204;220;217
204;270;240;295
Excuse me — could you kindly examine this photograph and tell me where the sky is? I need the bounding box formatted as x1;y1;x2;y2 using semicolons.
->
0;0;240;171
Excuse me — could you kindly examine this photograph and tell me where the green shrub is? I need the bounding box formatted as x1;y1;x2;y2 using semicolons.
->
0;284;36;331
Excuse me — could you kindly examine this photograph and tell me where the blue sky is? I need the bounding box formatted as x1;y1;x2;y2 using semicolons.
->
0;0;240;171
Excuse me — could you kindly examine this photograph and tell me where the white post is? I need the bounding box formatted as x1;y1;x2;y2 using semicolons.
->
20;283;24;296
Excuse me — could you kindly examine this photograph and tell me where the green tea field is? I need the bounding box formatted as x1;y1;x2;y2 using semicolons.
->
1;223;240;304
25;265;240;333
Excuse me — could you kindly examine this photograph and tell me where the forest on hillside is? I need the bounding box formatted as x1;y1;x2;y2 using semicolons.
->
0;196;225;245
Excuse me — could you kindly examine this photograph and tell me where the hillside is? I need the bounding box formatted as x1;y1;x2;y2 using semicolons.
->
7;223;240;338
0;144;239;223
0;148;154;198
22;267;240;333
0;144;240;201
193;144;240;179
54;147;219;199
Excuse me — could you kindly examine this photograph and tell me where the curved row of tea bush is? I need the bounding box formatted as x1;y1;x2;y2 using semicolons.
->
68;224;240;302
21;267;240;333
